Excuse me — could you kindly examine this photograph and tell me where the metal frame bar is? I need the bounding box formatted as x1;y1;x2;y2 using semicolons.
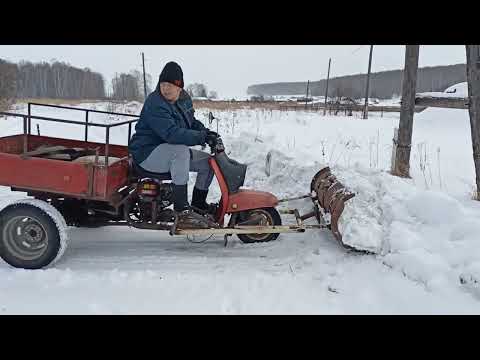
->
0;109;139;158
85;110;89;142
27;102;139;118
24;102;139;146
23;116;28;153
1;111;109;127
27;103;31;135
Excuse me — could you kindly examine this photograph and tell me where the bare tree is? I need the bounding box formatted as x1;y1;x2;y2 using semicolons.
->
14;60;105;100
111;72;141;101
0;59;17;111
186;83;208;98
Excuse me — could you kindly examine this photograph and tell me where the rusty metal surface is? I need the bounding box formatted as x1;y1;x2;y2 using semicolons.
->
310;166;355;246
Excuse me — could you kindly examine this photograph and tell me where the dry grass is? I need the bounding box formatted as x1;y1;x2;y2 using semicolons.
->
193;100;290;111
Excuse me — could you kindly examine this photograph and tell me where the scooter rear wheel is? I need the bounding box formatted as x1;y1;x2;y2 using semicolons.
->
236;207;282;243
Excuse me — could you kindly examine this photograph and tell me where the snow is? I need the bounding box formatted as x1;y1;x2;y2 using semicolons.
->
445;82;468;97
417;82;469;99
416;92;467;99
1;96;480;314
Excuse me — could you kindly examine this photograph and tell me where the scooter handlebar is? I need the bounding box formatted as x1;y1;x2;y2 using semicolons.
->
208;135;224;154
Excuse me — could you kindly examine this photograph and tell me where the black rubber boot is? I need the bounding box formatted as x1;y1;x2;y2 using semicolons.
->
191;187;218;216
173;184;189;212
173;184;218;229
191;187;209;210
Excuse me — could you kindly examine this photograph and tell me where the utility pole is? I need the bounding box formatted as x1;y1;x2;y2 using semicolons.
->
305;80;310;110
363;45;374;119
142;52;147;100
466;45;480;200
392;45;420;178
324;58;331;116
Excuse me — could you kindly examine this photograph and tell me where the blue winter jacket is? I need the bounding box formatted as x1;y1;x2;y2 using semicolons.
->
128;90;208;164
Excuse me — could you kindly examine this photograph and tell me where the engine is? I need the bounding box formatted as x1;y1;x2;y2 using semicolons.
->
124;179;175;230
137;179;173;207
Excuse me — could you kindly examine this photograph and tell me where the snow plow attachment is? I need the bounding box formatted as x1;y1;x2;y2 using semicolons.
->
310;167;355;247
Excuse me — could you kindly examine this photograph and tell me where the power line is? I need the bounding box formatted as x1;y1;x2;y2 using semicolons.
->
351;45;365;55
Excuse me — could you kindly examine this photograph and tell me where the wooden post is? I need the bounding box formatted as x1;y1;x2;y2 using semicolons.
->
363;45;374;119
392;45;420;178
305;80;310;110
324;58;331;116
466;45;480;199
390;128;399;173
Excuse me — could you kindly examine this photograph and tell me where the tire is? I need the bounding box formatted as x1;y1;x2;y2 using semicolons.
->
0;203;63;269
237;207;282;244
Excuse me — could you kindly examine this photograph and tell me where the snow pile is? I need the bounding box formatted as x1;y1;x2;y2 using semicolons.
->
202;118;480;297
334;166;480;295
417;82;469;99
445;82;468;97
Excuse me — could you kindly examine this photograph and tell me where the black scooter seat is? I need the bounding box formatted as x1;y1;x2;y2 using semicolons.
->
130;161;172;181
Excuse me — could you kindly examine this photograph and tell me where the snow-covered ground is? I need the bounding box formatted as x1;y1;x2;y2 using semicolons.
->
1;95;480;314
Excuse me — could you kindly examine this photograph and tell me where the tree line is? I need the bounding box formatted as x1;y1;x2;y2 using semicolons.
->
11;60;107;100
0;58;157;111
0;59;17;111
247;63;468;100
0;57;219;113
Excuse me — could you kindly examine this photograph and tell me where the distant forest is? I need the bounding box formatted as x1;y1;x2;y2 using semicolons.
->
247;63;467;99
0;58;153;111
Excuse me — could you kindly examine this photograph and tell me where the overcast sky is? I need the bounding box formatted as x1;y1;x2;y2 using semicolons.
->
0;45;467;98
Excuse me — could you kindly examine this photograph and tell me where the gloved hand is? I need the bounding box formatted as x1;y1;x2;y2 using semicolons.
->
207;130;219;138
205;133;218;147
215;136;225;152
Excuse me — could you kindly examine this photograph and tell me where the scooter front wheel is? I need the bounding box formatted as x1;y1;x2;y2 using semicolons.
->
236;207;282;243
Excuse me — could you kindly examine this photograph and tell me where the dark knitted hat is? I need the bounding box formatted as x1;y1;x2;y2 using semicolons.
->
158;61;184;88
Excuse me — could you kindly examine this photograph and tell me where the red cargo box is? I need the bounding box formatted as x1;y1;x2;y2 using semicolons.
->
0;134;130;202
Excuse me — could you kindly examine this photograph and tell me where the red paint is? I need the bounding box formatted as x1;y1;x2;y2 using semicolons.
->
0;152;90;196
209;157;229;225
227;190;278;213
0;134;130;202
0;135;24;154
209;157;278;224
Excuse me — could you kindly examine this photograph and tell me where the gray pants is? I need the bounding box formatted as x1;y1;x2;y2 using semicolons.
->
140;143;214;190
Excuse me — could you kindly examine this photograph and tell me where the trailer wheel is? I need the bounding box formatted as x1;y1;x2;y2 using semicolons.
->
0;203;65;269
236;207;282;244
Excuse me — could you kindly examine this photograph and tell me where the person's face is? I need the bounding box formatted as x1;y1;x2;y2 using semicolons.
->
160;82;182;102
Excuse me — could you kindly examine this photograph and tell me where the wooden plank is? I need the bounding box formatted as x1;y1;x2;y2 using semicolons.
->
415;96;469;109
392;45;420;178
20;145;68;158
363;45;374;119
466;45;480;199
175;224;325;236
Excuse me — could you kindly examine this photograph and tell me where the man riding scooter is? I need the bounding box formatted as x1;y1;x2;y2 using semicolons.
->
128;61;219;229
